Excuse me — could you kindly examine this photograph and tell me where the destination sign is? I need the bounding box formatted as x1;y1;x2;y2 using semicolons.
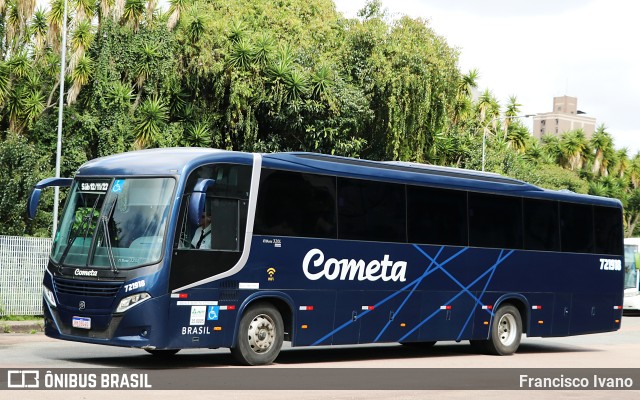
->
79;181;110;193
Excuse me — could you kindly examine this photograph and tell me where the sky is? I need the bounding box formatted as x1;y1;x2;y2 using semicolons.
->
334;0;640;154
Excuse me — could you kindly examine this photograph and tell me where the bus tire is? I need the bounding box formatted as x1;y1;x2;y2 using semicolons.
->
231;302;284;366
484;304;522;355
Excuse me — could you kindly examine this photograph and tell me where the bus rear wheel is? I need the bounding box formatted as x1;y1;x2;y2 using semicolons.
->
231;302;284;366
472;304;522;355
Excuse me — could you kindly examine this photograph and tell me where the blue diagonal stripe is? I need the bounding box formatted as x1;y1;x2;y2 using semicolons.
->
398;249;514;342
311;246;468;346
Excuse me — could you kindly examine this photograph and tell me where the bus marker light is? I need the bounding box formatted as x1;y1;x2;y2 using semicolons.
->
362;306;374;311
440;305;452;310
213;327;222;331
538;320;544;325
400;323;406;327
481;305;492;310
483;321;489;325
299;306;314;311
613;306;622;310
179;293;188;299
301;325;308;329
615;319;620;323
532;305;542;310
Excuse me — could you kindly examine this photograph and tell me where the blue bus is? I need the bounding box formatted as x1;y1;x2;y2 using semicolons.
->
28;148;625;365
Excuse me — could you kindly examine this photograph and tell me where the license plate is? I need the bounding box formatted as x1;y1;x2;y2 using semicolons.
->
72;316;91;330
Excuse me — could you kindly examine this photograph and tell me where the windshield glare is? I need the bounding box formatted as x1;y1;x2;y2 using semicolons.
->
52;178;176;269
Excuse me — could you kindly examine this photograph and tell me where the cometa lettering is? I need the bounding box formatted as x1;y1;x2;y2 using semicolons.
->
74;269;98;277
302;248;407;282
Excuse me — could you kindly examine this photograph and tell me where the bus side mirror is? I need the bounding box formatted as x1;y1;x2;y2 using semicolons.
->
27;177;73;219
188;179;215;227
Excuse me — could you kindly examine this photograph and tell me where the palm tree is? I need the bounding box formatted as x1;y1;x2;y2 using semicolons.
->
47;0;65;52
122;0;145;31
6;2;20;53
113;0;125;22
15;0;36;47
21;88;45;127
29;8;48;58
133;96;168;149
228;38;254;70
74;0;95;22
0;62;10;107
628;153;640;190
283;69;308;102
68;20;93;75
613;148;630;178
506;123;529;153
132;43;158;106
590;124;614;176
560;129;589;171
458;69;479;99
67;54;93;104
186;12;206;44
185;122;211;147
166;0;187;31
98;0;115;24
252;33;274;66
503;95;521;139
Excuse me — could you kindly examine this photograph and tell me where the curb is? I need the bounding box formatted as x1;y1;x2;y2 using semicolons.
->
0;320;44;334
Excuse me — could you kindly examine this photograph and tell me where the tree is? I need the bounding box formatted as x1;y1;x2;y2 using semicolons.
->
560;129;589;171
133;96;168;149
590;124;614;176
502;95;521;140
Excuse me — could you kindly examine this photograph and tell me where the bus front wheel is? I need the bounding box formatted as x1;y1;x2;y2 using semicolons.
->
472;304;522;355
231;302;284;366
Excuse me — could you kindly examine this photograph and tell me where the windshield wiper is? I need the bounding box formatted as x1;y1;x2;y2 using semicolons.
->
58;195;101;268
100;199;119;274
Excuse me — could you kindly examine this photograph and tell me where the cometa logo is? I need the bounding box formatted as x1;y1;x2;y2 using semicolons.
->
74;269;98;277
302;248;407;282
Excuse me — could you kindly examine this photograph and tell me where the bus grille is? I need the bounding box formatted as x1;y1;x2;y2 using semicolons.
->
53;277;122;297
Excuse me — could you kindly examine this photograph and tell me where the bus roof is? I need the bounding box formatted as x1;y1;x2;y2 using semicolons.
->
75;148;621;208
262;152;621;208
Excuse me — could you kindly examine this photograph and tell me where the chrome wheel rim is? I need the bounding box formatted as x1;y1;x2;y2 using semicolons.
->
247;314;276;354
497;313;517;346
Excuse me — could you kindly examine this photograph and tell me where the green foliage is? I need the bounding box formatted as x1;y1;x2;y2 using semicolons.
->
0;133;52;236
0;0;637;238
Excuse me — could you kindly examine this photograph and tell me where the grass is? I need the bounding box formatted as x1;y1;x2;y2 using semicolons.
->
0;315;42;321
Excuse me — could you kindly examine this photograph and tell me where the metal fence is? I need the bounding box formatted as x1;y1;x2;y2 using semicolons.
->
0;235;52;316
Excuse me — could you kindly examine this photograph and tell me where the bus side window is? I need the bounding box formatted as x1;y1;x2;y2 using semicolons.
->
523;198;560;251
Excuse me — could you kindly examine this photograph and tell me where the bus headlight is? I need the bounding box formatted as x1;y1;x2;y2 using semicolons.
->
43;286;56;308
116;293;151;313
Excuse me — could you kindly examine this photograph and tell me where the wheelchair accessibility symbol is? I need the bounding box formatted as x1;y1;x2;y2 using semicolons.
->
112;179;125;193
207;305;219;321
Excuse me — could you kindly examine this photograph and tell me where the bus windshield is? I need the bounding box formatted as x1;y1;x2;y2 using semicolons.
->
624;244;639;290
51;177;176;269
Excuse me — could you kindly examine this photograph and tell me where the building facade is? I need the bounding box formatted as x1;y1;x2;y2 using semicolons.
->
532;96;596;139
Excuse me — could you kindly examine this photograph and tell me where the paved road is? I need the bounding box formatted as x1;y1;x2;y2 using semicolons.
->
1;313;639;399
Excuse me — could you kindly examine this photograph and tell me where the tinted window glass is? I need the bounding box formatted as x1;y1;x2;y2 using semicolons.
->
469;193;523;249
338;178;406;242
255;170;337;238
594;206;623;255
407;186;467;246
560;203;594;253
523;199;560;251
